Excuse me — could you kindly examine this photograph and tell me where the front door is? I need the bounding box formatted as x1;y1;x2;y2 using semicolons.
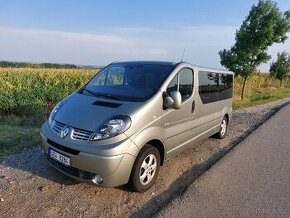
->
162;68;195;157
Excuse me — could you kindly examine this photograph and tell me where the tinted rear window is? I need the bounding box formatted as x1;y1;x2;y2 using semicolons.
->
198;71;233;104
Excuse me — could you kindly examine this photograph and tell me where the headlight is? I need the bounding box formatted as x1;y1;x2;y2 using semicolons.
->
90;115;131;141
48;101;63;127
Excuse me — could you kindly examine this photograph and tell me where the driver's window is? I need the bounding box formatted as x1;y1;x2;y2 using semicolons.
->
166;68;193;102
166;74;178;94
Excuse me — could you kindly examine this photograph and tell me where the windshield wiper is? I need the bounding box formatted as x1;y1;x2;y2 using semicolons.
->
82;87;97;96
82;88;121;100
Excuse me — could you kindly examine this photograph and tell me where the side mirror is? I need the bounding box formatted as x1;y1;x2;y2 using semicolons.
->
164;95;174;108
170;91;182;109
163;91;182;109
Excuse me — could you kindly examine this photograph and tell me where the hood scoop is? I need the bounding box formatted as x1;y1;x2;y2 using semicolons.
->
93;100;122;108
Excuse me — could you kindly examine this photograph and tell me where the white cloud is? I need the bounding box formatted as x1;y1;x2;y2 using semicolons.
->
0;26;169;65
0;25;289;71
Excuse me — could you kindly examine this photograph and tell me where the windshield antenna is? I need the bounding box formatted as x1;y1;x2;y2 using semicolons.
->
180;48;185;62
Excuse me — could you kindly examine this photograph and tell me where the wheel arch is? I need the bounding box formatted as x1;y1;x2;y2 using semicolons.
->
146;139;165;166
224;113;229;123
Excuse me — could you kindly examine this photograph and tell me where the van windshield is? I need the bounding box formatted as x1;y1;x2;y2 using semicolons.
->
83;62;176;102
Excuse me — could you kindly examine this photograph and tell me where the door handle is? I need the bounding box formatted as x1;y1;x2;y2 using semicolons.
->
191;100;195;113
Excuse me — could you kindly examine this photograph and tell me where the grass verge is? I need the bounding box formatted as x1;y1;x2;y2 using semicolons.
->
233;87;290;110
0;115;41;161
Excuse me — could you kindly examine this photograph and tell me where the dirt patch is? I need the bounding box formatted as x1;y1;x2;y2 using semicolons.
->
1;98;290;218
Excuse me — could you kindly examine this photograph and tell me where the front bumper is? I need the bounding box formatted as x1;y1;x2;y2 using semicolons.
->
40;122;138;187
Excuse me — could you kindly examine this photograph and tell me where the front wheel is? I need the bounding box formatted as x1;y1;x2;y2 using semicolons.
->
129;145;160;192
216;116;228;139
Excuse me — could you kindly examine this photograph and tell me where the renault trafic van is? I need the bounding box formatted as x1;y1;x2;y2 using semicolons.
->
40;61;233;192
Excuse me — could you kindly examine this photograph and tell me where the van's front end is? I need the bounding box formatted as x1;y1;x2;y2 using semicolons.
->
40;93;140;187
40;61;177;190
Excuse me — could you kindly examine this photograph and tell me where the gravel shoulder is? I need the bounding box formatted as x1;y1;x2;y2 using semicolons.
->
1;98;290;218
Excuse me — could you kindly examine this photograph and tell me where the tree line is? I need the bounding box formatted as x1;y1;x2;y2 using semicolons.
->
0;61;96;69
219;0;290;100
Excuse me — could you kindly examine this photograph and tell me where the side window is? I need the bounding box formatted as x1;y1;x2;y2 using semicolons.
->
166;68;193;102
219;74;233;100
198;71;219;104
179;68;193;101
166;74;178;94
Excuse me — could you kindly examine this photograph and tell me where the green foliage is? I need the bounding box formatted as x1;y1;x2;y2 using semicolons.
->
0;116;40;161
270;52;290;86
0;60;100;69
219;0;290;100
233;86;290;110
0;68;96;122
0;67;289;122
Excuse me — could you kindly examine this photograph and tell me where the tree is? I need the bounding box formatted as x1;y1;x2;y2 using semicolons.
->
270;52;290;86
219;0;290;100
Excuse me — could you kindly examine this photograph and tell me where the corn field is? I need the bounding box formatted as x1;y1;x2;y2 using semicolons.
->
1;68;289;118
234;74;290;100
0;68;96;117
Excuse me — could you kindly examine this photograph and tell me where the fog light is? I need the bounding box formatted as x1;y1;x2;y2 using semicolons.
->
92;175;103;185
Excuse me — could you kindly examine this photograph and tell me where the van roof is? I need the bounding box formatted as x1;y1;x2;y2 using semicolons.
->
113;61;177;66
112;61;234;75
179;62;234;75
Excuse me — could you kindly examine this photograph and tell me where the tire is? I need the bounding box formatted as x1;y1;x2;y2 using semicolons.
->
216;116;228;139
129;144;161;192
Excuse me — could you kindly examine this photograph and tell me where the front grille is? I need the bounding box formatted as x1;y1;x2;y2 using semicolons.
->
44;153;95;180
51;120;65;133
71;128;93;141
51;120;93;141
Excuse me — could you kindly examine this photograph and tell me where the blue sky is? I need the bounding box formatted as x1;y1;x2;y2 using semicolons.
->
0;0;289;70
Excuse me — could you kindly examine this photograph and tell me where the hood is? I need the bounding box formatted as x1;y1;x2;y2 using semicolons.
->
54;92;143;132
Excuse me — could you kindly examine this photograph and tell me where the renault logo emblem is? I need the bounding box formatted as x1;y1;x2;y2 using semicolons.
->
60;127;70;138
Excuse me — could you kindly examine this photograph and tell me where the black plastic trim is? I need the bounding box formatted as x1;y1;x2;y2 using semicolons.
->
93;100;122;108
44;153;95;180
47;138;80;155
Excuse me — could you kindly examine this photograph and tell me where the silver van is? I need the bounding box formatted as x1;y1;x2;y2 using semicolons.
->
40;61;233;192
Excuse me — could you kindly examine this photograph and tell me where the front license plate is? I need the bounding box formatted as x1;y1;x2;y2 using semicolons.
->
48;148;70;166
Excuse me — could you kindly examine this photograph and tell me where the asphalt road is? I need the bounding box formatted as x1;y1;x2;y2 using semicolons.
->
158;103;290;218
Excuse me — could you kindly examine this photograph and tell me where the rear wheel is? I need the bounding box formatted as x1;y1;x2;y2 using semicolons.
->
217;116;228;139
129;144;160;192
